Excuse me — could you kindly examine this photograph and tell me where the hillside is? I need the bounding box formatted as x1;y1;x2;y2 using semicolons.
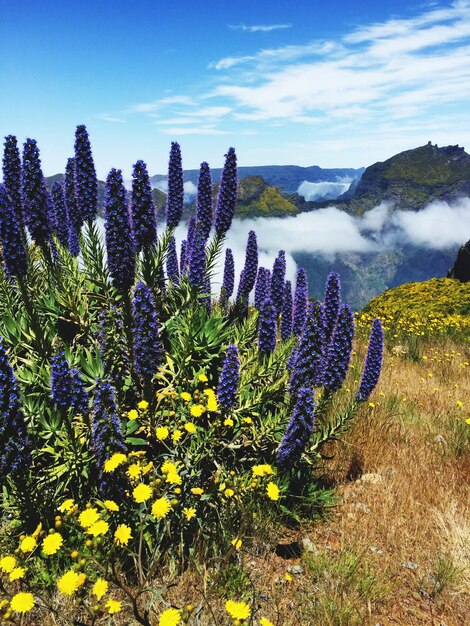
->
336;142;470;215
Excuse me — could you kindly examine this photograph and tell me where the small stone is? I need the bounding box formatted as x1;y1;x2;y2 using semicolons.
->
287;564;304;575
401;560;418;570
435;435;447;445
411;592;422;601
355;502;371;514
301;537;316;553
370;545;384;555
361;473;384;485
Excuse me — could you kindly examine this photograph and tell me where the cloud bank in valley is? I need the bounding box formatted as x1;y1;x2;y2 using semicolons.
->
297;178;352;201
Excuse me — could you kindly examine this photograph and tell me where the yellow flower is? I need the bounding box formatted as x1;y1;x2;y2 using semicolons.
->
368;402;375;408
161;460;178;474
242;417;253;424
92;578;109;600
466;417;470;425
9;567;26;581
224;417;234;427
137;400;149;410
172;429;182;442
198;373;208;382
0;556;17;573
78;507;100;529
180;392;191;402
42;533;63;555
58;498;75;512
266;482;280;501
156;426;170;440
159;607;182;626
225;600;250;620
224;488;235;498
133;483;153;503
114;524;133;546
207;395;218;412
191;487;204;495
104;453;127;473
20;536;37;553
165;472;181;485
57;570;82;595
127;463;142;479
105;599;122;614
252;464;273;477
88;520;109;536
151;497;171;519
142;460;154;474
260;619;274;626
128;409;139;419
456;400;463;407
183;507;196;521
231;537;242;549
104;500;119;512
285;572;293;581
190;404;205;417
184;422;196;433
9;592;35;613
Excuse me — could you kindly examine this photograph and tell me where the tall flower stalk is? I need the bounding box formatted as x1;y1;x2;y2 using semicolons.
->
22;138;52;248
2;135;24;228
214;147;237;237
131;160;157;252
220;248;235;306
74;124;98;223
166;142;184;229
132;282;163;389
276;386;315;471
217;344;240;410
196;161;213;240
356;318;384;402
0;184;28;279
293;268;308;336
271;250;286;317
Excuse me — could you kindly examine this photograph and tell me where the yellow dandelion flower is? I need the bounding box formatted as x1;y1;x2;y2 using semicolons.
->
184;422;196;433
191;487;204;495
466;418;470;425
156;426;170;440
105;598;122;614
114;524;132;546
190;404;205;417
252;464;273;477
104;453;127;473
183;507;196;521
180;392;191;402
127;463;142;479
9;592;35;613
224;417;234;427
57;570;82;595
19;536;37;553
172;429;182;442
58;498;75;512
87;520;109;537
0;556;16;573
225;600;250;620
266;482;280;501
161;460;178;474
92;578;108;600
142;460;154;474
78;507;100;529
133;483;153;503
128;409;139;419
231;537;242;549
159;607;182;626
9;567;26;581
42;533;63;555
260;618;274;626
285;572;293;581
104;500;119;511
456;400;463;407
137;400;149;410
224;488;235;498
151;497;171;519
207;396;218;412
242;417;253;424
198;373;208;382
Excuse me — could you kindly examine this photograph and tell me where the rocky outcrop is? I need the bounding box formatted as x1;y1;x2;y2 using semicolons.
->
448;239;470;283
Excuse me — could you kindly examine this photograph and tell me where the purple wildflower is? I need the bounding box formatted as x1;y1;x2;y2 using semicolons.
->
293;268;308;336
271;250;286;316
276;386;315;471
220;248;235;306
254;267;271;310
132;282;163;381
2;135;24;226
166;142;184;229
214;147;237;237
74;125;98;222
65;157;81;255
289;302;324;395
188;227;206;288
258;297;277;355
131;160;157;252
50;182;71;249
322;305;354;393
22;138;52;246
0;184;27;278
356;319;384;402
166;235;180;284
196;161;213;240
51;352;73;410
280;280;293;341
217;344;240;410
323;272;341;345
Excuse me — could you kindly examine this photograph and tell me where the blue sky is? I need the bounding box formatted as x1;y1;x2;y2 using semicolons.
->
2;0;470;178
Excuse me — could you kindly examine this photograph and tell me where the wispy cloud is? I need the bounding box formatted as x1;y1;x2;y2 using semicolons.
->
98;114;125;123
131;96;196;113
228;23;292;33
158;127;230;136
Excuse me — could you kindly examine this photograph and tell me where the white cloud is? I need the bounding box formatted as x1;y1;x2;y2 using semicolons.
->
131;96;196;113
297;178;352;201
228;24;292;33
98;114;125;123
158;127;230;136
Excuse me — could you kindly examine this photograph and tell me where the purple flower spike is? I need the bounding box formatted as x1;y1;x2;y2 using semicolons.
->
214;147;237;237
238;230;258;300
74;125;98;222
276;386;315;471
180;239;188;274
271;250;286;316
50;182;71;249
132;281;163;381
356;318;383;402
65;157;81;255
166;235;180;284
293;268;308;336
220;248;235;306
189;227;206;288
323;304;354;393
131;160;157;252
289;302;324;395
105;168;136;292
0;184;27;278
258;297;277;355
196;161;213;240
3;135;24;227
70;368;90;416
254;268;271;310
323;272;341;345
280;280;293;341
217;344;240;410
51;352;73;410
0;337;32;478
22;138;52;246
166;142;184;229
